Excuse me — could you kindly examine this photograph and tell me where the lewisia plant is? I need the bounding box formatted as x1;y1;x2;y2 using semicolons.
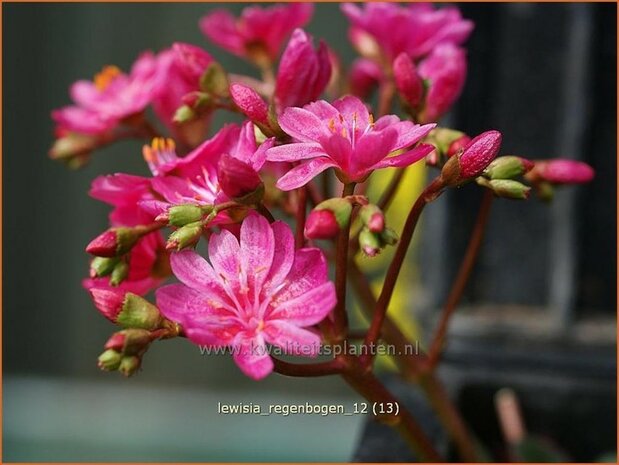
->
51;3;595;461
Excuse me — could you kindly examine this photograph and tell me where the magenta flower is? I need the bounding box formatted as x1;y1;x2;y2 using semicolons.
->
274;29;331;111
200;3;314;63
341;2;473;61
151;43;213;128
156;213;336;380
418;44;467;122
52;53;158;135
265;96;436;190
140;122;273;218
531;159;595;184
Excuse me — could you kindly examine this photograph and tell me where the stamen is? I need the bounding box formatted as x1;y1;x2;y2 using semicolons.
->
94;65;121;91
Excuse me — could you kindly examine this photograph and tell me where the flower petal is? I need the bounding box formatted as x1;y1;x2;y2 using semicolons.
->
278;106;332;143
170;249;227;300
350;129;398;177
276;157;337;191
270;281;336;327
332;95;371;130
232;335;274;380
155;283;202;325
264;321;322;356
240;213;275;299
208;229;242;291
371;143;435;169
265;142;325;162
263;221;295;294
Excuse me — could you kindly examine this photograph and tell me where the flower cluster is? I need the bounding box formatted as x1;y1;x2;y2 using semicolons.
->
51;1;594;395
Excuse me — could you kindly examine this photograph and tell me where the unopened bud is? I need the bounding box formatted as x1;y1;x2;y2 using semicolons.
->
393;53;424;109
315;197;354;228
380;227;399;246
359;205;385;233
118;355;141;377
529;159;595;185
173;105;196;124
484;156;534;180
217;153;264;201
49;132;97;161
442;130;502;186
105;328;152;355
89;289;163;330
86;227;141;257
98;349;122;371
166;222;203;251
305;209;340;240
200;62;229;97
359;227;381;257
427;128;469;158
167;204;204;227
109;260;129;286
479;178;531;200
90;256;120;278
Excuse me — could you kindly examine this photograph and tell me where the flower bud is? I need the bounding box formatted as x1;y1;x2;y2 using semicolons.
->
89;256;120;278
89;289;163;330
109;260;129;286
486;179;531;200
199;62;229;97
349;58;383;99
484;156;534;180
217;153;264;201
166;204;204;227
317;198;354;227
173;105;195;124
530;159;594;185
393;53;424;109
380;227;399;246
105;328;152;355
442;130;502;185
426;128;469;159
229;84;270;127
86;227;141;257
304;210;340;240
98;349;122;371
49;133;97;162
166;222;203;251
359;204;385;233
118;355;141;377
359;227;381;257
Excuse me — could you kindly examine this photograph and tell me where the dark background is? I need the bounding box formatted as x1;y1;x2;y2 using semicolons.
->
3;2;616;461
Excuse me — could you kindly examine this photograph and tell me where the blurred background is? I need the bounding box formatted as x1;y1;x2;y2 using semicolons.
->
3;2;616;462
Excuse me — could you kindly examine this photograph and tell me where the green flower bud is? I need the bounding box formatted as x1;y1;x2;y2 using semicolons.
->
118;355;141;377
314;198;354;229
98;349;122;371
117;293;163;330
200;62;229;97
487;179;531;200
168;204;205;227
484;156;534;180
380;227;399;246
90;257;120;278
109;261;129;286
166;222;203;251
359;227;382;257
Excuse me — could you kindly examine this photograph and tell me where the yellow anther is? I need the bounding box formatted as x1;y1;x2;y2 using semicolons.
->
94;65;121;91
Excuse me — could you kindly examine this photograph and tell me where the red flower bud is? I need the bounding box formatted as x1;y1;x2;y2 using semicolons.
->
368;212;385;233
104;332;127;351
86;227;141;257
217;153;263;199
304;209;340;240
459;130;502;179
89;288;125;322
534;159;594;184
229;84;269;126
393;52;424;108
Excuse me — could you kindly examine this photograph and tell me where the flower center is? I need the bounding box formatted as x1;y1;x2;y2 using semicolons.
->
142;138;177;175
94;65;122;91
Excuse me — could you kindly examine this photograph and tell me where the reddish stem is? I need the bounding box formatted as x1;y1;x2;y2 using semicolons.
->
272;357;346;377
295;187;307;249
426;189;493;369
361;177;445;367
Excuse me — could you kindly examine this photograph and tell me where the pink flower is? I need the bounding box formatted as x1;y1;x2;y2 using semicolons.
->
52;53;159;135
349;58;384;99
151;43;214;128
532;159;595;184
341;2;473;61
229;84;270;128
156;213;336;380
265;96;436;189
139;122;273;218
200;3;314;63
274;29;331;111
418;44;467;122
